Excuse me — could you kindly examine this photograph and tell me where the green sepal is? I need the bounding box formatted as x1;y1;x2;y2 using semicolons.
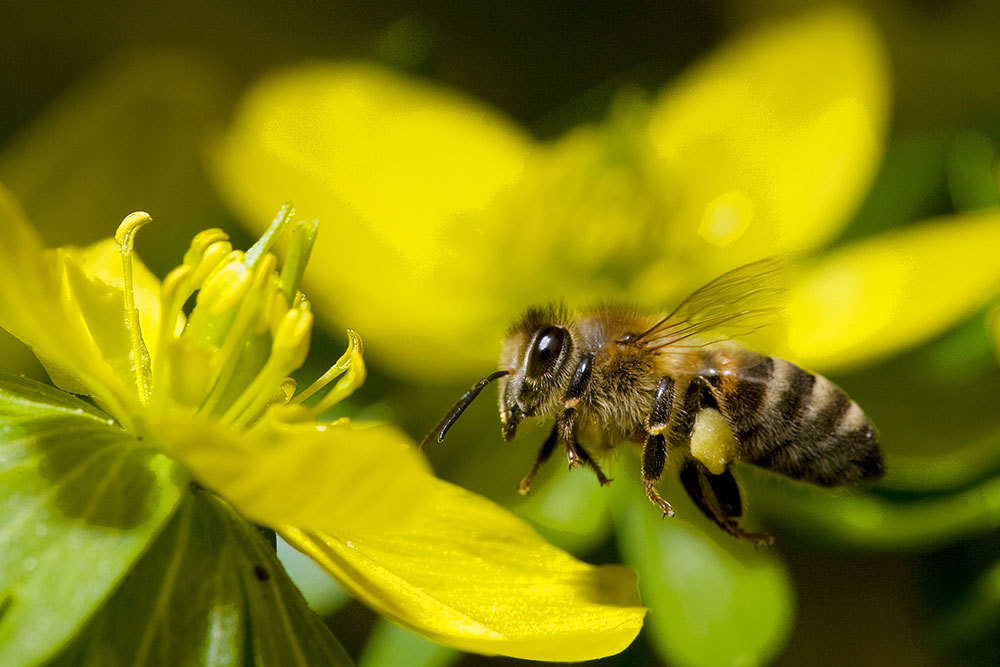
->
51;490;352;666
0;374;185;667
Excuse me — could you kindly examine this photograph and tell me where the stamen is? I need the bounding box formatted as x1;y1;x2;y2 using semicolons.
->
149;265;192;409
245;203;294;267
310;351;366;415
115;211;153;405
219;306;313;429
183;251;250;343
190;240;236;286
196;253;280;417
291;329;362;405
150;239;233;409
184;229;230;266
201;259;253;318
279;219;319;305
280;378;297;402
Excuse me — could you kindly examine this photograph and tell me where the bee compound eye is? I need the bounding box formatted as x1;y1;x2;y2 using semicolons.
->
526;326;566;379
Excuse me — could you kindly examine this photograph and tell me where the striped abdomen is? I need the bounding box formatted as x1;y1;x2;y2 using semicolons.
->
704;350;884;487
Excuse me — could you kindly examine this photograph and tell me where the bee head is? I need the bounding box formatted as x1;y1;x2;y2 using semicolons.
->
498;305;575;441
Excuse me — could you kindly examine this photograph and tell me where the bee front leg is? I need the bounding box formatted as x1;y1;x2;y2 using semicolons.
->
552;407;613;486
556;353;612;486
572;437;613;487
518;424;558;494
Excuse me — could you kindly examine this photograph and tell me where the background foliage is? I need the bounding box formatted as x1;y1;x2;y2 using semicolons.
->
2;1;1000;665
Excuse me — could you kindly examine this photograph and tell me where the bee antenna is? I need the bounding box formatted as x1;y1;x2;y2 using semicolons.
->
420;369;511;449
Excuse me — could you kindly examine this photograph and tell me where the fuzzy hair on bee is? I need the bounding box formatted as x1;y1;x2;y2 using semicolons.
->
421;259;885;545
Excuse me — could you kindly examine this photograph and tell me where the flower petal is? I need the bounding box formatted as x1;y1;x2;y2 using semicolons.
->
784;210;1000;371
59;238;163;354
156;416;438;538
50;238;163;397
645;6;889;266
0;186;139;418
277;537;351;617
282;478;645;661
210;63;533;379
212;62;532;262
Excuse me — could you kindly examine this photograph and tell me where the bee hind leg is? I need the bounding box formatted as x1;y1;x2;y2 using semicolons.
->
679;459;773;546
642;376;678;517
642;433;673;517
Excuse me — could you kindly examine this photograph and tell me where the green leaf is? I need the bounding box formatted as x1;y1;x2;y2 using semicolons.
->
512;461;614;554
932;558;1000;653
51;490;352;666
613;483;793;667
745;467;1000;551
882;428;1000;494
946;131;1000;212
276;537;351;617
359;619;458;667
0;374;184;667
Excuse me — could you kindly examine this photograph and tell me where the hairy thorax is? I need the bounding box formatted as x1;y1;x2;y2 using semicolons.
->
569;309;660;451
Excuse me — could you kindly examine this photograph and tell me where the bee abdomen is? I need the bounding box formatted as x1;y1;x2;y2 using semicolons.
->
711;355;884;487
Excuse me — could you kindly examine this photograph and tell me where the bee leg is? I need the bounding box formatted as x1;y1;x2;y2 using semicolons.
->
642;377;676;517
553;353;612;486
555;408;584;469
518;424;558;494
573;440;613;486
679;459;773;546
643;376;720;517
552;408;613;485
642;434;672;517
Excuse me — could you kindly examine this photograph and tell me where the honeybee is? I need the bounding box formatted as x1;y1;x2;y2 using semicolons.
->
422;260;885;544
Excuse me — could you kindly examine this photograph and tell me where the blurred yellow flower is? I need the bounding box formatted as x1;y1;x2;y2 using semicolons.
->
209;5;1000;666
0;187;644;664
785;210;1000;371
212;7;892;383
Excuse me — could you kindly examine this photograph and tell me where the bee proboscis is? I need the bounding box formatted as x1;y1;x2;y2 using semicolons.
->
422;260;885;544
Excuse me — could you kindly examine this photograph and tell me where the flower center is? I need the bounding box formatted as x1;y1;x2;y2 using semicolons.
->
114;206;364;430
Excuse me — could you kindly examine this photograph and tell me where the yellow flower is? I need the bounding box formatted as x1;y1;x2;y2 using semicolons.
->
209;6;1000;666
212;7;890;383
0;187;644;665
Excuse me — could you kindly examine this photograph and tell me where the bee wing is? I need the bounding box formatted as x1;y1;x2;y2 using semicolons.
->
631;258;786;348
